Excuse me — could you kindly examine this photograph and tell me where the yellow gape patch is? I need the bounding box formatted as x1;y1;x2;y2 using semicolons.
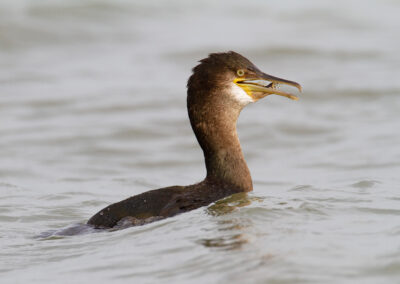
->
233;77;254;99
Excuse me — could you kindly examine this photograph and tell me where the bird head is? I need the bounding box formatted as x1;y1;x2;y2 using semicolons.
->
188;51;302;107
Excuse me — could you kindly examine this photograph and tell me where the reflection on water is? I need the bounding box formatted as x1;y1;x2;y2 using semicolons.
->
197;232;251;251
207;193;254;216
199;193;255;250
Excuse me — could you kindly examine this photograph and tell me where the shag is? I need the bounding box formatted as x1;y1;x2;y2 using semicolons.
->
88;51;301;228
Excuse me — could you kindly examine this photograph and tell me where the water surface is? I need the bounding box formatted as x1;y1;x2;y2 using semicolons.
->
1;0;400;283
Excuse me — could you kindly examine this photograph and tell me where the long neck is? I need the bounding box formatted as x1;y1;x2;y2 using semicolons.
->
188;96;253;192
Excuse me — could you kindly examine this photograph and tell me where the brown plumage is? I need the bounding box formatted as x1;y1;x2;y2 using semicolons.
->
88;51;301;229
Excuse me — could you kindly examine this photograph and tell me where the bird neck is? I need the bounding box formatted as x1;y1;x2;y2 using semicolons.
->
187;97;253;192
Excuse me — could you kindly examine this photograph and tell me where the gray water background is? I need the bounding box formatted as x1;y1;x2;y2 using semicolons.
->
1;0;400;283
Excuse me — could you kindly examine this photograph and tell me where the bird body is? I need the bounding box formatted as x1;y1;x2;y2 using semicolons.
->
88;181;243;228
88;51;301;229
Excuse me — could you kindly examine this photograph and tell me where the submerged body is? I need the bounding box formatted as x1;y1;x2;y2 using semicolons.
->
88;51;301;229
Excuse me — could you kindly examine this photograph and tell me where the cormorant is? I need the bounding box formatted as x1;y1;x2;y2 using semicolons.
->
88;51;301;229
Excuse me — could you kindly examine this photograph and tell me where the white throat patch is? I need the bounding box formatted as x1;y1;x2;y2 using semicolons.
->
230;82;254;106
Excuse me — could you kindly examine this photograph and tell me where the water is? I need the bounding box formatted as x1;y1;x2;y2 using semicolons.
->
1;0;400;283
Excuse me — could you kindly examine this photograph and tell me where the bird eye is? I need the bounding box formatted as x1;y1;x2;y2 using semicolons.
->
237;69;245;77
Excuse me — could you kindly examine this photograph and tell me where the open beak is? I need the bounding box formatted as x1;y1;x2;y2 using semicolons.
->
235;72;302;101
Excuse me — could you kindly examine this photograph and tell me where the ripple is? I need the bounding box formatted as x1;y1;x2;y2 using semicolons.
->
356;207;400;216
36;223;97;239
351;180;381;189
